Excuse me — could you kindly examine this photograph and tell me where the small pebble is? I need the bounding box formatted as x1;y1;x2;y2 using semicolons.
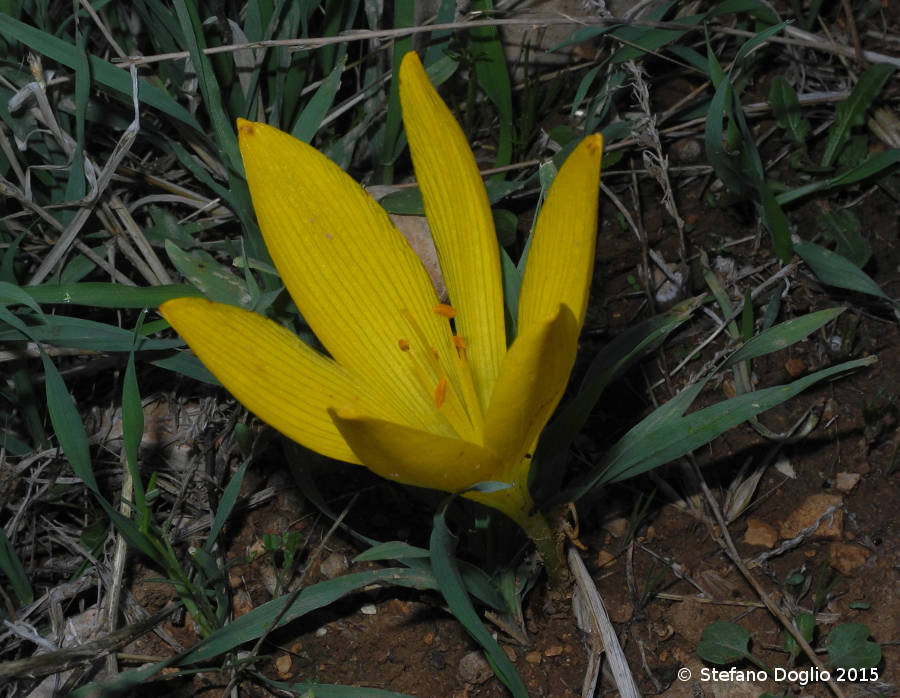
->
360;603;377;615
319;552;348;579
545;645;564;657
458;651;492;684
275;653;292;677
525;651;543;665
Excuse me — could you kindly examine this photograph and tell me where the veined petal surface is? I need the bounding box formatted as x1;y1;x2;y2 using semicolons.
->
518;134;603;335
398;52;506;412
330;411;503;493
483;304;579;471
237;119;457;436
160;298;396;464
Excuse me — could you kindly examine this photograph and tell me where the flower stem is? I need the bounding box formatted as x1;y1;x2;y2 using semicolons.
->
521;511;563;586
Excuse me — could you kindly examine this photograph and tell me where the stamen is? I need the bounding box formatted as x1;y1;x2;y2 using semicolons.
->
434;377;448;408
398;308;474;440
398;339;410;351
452;334;467;350
433;303;457;319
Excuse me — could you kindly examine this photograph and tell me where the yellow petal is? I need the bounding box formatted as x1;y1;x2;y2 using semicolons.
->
330;410;503;493
237;119;459;437
399;52;506;412
518;134;603;334
160;297;396;464
483;304;579;471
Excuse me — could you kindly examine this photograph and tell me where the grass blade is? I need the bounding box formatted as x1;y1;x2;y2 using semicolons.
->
795;241;897;307
724;307;845;367
821;64;895;167
0;15;201;131
431;504;527;697
470;0;514;169
0;528;33;606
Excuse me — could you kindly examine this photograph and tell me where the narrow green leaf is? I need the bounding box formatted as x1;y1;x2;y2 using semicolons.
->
533;297;700;504
0;528;33;606
822;64;894;167
173;0;243;173
379;1;414;181
165;241;252;308
204;458;251;553
180;568;439;665
152;352;219;384
0;15;201;131
0;281;44;314
122;346;147;518
770;76;809;144
431;505;527;697
353;541;431;562
291;55;345;143
0;316;181;352
724;307;845;368
777;149;900;205
470;0;514;169
22;282;202;308
817;208;870;267
795;241;895;305
563;357;874;501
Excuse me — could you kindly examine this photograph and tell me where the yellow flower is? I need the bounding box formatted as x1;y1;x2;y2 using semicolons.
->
160;52;602;546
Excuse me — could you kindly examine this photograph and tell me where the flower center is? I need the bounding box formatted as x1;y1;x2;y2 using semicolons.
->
397;304;484;443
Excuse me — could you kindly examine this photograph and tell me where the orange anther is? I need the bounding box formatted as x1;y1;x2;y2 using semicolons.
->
434;377;448;408
398;339;410;352
452;335;467;350
433;303;457;319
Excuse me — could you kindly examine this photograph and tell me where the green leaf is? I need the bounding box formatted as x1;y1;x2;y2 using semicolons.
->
533;297;700;504
821;64;895;167
0;281;44;314
173;0;242;174
152;352;219;384
795;241;895;306
377;179;524;215
0;315;182;352
71;568;442;697
353;541;431;562
0;15;202;131
825;623;882;669
562;357;874;501
165;241;252;308
723;307;845;368
784;612;815;659
769;76;810;145
777;149;900;205
179;568;439;665
469;0;514;169
122;341;148;521
817;208;870;267
22;282;202;308
291;55;345;143
430;504;527;697
204;458;251;554
697;621;754;664
0;528;33;606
